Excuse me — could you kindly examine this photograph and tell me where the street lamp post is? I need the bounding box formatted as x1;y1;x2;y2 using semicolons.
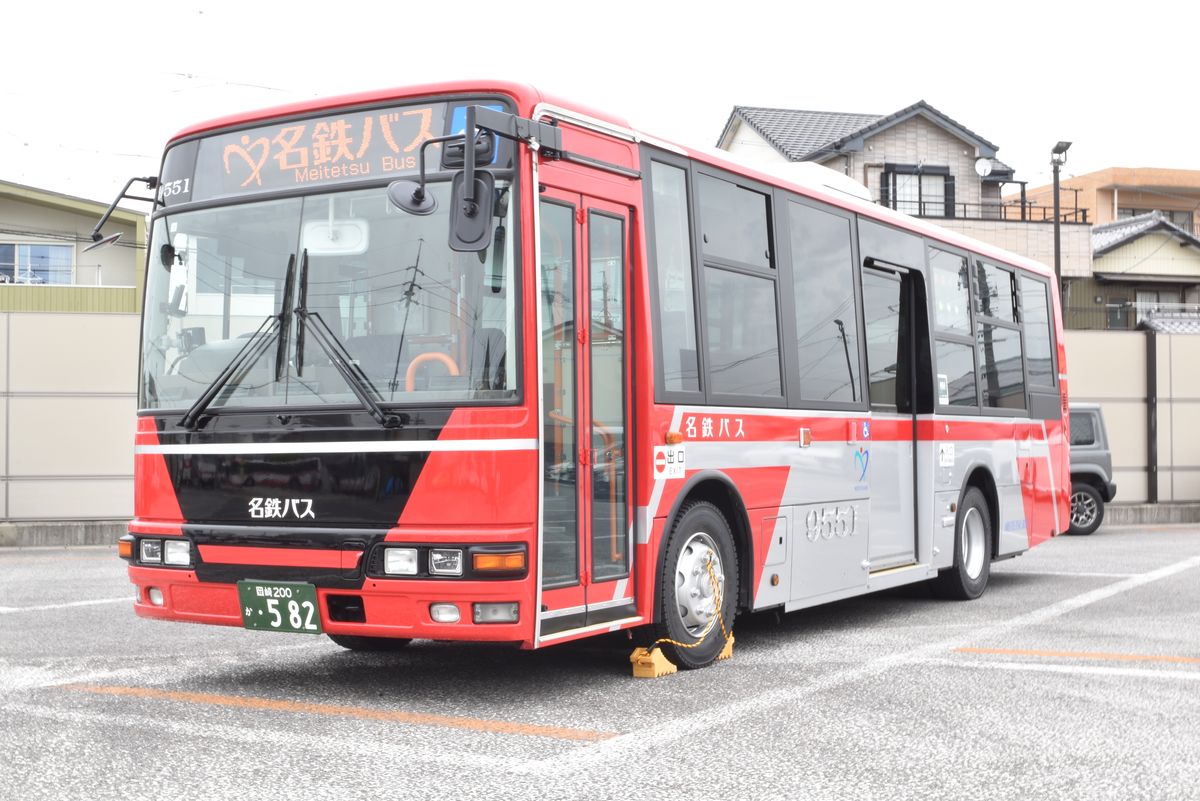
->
1051;141;1072;288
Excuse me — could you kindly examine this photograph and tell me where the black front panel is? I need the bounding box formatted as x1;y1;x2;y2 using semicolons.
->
153;409;449;528
186;525;388;589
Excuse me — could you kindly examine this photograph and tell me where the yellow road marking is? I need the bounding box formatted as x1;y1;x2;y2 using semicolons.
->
955;647;1200;665
62;683;615;742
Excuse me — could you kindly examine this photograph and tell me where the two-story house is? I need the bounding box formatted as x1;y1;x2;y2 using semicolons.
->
716;100;1092;280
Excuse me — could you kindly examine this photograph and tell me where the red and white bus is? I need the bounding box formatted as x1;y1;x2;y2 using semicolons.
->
112;81;1069;669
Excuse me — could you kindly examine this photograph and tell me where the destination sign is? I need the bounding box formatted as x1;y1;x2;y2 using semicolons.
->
160;99;510;206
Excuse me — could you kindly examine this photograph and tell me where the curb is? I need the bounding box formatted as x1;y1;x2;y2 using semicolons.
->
0;521;127;548
1104;503;1200;526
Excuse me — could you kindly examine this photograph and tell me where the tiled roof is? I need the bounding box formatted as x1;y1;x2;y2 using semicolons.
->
1140;315;1200;334
721;100;1000;162
727;107;883;161
1093;211;1200;256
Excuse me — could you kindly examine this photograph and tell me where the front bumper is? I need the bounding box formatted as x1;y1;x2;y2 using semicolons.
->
126;564;531;644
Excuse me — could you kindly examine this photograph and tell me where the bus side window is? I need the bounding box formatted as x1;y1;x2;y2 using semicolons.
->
787;201;860;405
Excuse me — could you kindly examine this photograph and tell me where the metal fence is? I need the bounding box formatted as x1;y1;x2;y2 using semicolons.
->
884;199;1089;224
1066;301;1200;331
0;264;107;286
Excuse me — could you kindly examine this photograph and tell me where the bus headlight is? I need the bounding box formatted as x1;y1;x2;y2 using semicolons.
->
140;539;162;564
383;547;419;576
163;540;191;566
428;549;463;576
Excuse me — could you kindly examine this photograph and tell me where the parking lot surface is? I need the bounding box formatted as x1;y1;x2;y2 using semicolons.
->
2;524;1198;801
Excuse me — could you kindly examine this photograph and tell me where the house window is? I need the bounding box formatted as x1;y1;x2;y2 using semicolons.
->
1136;288;1182;325
0;243;73;285
882;165;954;218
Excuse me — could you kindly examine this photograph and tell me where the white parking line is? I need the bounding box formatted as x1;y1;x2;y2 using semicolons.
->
513;553;1200;775
921;657;1200;683
996;570;1137;578
0;597;130;615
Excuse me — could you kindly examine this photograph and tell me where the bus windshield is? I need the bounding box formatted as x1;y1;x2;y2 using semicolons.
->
141;180;517;411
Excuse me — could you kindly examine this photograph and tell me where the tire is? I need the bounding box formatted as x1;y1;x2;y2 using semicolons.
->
327;634;412;651
933;486;991;600
653;501;739;670
1068;482;1105;535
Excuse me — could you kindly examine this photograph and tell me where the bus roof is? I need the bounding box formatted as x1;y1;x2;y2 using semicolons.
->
167;80;1053;280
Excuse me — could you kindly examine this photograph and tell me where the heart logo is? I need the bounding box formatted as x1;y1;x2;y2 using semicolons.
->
854;448;870;482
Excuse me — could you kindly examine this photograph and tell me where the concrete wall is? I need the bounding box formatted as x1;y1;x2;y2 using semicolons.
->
1159;334;1200;502
939;218;1091;278
0;312;138;520
1065;330;1200;503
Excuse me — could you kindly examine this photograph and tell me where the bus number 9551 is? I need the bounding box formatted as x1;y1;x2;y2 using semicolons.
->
804;505;858;541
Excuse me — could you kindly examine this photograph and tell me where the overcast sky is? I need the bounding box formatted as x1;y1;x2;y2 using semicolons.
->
4;1;1199;207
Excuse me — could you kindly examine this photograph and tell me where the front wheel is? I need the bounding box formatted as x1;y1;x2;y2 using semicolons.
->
327;634;412;651
933;486;991;600
1068;482;1104;535
653;501;739;670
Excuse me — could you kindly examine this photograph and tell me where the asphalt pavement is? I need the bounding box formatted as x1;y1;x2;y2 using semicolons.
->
2;524;1198;801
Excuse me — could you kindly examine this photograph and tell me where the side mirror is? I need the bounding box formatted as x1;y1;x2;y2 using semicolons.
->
448;170;496;252
82;232;122;253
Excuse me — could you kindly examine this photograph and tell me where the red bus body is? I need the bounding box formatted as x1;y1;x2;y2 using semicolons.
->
124;81;1070;659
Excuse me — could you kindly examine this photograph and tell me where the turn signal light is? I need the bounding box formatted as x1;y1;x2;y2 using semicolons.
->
118;536;134;560
665;431;684;445
473;552;526;573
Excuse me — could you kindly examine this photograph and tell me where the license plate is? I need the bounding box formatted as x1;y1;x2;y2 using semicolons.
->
237;581;323;634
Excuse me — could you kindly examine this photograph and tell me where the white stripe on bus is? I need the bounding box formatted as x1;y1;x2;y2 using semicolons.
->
135;438;538;456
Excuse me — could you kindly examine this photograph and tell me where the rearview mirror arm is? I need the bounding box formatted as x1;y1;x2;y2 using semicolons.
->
88;175;160;245
412;134;467;204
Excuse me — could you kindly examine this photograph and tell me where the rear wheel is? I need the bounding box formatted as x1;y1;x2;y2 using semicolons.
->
933;486;991;600
653;501;739;670
327;634;412;651
1068;482;1104;535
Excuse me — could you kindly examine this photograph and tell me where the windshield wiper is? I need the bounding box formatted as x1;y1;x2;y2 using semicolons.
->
294;249;401;429
178;255;295;430
275;251;297;382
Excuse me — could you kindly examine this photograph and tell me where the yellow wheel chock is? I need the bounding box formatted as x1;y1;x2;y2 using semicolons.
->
630;646;677;678
629;635;735;678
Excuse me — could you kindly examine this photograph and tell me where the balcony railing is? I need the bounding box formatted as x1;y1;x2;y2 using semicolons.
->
1066;301;1200;331
882;199;1089;224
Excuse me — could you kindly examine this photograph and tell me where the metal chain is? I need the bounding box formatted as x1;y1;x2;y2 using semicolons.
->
649;560;730;653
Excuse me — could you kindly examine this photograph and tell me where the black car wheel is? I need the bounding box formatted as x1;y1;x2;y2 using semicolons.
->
1068;482;1105;535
